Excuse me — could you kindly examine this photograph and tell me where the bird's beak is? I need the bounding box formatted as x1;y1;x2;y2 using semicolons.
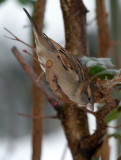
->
23;8;41;43
87;103;94;111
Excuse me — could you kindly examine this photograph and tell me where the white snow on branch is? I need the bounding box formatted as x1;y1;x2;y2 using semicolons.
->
81;56;114;68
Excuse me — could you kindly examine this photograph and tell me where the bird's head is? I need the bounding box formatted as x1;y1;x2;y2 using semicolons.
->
75;81;95;111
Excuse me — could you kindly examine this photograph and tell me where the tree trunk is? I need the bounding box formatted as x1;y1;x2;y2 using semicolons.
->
61;0;89;56
32;1;46;160
60;0;90;159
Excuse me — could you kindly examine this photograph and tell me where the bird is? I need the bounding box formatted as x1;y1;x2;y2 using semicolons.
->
23;8;95;111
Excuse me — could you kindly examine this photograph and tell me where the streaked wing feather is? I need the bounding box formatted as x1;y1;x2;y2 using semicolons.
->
46;37;87;82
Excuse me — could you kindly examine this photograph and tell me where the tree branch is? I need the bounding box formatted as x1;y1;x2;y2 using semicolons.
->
11;1;121;159
4;27;34;49
79;81;118;156
12;46;91;160
12;47;55;104
32;1;46;160
96;1;113;158
60;1;90;159
12;46;120;160
96;0;111;57
60;0;89;56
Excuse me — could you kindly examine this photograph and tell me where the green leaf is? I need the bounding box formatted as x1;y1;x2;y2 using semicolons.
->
97;73;113;80
89;64;105;75
105;106;121;123
18;0;33;5
96;69;121;80
0;0;6;4
89;66;120;80
108;133;121;139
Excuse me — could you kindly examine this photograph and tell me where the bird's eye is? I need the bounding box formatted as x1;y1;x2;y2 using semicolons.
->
88;97;91;102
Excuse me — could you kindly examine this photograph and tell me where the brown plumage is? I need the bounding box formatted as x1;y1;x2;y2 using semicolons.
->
23;8;95;111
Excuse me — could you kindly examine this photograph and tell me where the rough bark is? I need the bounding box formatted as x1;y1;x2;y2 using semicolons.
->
10;0;121;159
32;1;46;160
12;47;120;160
61;0;89;56
100;136;110;160
58;105;90;160
60;0;90;159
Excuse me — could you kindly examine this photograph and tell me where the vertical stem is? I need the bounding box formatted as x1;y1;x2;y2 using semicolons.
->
100;135;110;160
110;0;121;157
32;1;46;160
60;0;90;159
96;0;111;57
110;0;121;68
96;0;111;159
58;105;90;160
61;0;89;56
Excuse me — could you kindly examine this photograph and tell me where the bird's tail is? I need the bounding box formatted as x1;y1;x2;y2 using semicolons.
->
23;8;56;52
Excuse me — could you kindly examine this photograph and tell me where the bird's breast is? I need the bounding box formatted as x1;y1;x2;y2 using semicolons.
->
37;51;79;101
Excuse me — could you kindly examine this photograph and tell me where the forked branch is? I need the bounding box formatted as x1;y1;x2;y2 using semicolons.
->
12;46;55;104
4;27;35;50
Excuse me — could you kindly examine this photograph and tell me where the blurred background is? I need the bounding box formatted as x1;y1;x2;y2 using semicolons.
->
0;0;121;160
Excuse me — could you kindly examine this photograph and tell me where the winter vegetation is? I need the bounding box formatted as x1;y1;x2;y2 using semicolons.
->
1;0;121;160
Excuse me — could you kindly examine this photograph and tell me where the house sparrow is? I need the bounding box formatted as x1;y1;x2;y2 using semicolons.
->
23;8;94;111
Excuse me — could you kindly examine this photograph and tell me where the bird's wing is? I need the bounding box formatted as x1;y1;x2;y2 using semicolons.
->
50;39;87;82
24;8;87;82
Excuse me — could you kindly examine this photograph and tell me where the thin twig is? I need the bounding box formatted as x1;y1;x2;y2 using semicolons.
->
12;46;55;104
103;73;121;89
4;27;34;50
60;144;68;160
37;72;45;82
22;49;45;68
107;124;121;129
80;107;96;116
18;113;58;119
